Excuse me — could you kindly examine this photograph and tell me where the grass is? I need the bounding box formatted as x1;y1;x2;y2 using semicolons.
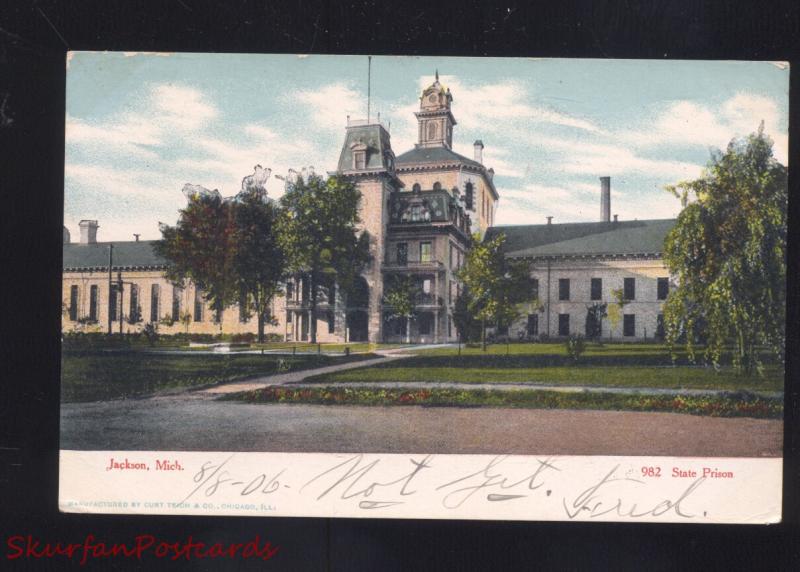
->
250;342;406;353
233;386;783;419
61;350;377;402
305;343;784;392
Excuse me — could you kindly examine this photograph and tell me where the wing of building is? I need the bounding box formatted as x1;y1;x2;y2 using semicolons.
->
63;73;675;342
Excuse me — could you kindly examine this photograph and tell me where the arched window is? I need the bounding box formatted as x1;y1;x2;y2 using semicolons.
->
412;183;421;193
464;182;474;210
433;181;442;191
427;122;437;140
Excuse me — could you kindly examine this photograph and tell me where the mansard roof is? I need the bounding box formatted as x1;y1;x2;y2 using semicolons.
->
336;123;395;173
395;145;483;170
63;241;167;271
487;218;676;259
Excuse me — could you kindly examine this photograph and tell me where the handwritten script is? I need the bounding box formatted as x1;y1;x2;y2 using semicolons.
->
179;454;707;520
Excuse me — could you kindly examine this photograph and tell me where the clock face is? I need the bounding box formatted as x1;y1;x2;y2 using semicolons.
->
428;94;438;103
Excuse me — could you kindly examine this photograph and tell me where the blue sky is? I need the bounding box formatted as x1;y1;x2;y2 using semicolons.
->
65;53;789;240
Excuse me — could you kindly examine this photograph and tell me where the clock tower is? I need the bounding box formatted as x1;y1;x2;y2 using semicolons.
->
415;70;456;149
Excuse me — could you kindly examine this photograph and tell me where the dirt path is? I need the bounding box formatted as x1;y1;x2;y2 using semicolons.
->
60;399;782;457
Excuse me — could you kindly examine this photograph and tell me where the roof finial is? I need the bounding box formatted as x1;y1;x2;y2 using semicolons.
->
435;69;439;81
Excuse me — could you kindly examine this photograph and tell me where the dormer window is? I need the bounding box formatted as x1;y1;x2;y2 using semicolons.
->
350;142;368;170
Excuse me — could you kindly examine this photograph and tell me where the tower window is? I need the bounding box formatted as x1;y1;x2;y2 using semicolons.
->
353;151;366;170
464;182;474;210
427;122;437;139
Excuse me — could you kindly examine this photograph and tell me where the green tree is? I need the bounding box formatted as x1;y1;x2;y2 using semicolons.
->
231;186;286;342
452;288;483;343
277;173;371;343
606;288;627;341
663;125;787;373
383;275;419;343
155;185;238;323
457;232;533;350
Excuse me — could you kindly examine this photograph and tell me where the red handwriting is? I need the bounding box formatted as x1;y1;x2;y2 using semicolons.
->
6;534;279;565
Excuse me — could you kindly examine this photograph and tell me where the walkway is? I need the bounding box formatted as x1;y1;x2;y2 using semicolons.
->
200;345;429;395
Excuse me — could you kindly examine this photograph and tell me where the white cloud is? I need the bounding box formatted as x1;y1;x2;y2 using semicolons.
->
619;92;788;164
293;82;364;131
150;84;218;129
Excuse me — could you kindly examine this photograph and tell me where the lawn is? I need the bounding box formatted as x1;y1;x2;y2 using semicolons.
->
304;343;784;392
61;350;376;402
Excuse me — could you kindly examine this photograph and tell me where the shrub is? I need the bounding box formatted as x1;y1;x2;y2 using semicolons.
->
142;322;159;346
564;334;586;363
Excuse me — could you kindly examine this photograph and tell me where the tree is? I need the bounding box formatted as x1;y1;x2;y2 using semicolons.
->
155;185;238;325
585;302;607;342
156;167;287;342
232;185;285;342
383;275;419;343
277;173;371;343
457;232;534;350
606;288;627;341
452;288;483;343
662;125;787;373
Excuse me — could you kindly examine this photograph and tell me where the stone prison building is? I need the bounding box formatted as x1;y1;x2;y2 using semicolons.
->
62;74;674;343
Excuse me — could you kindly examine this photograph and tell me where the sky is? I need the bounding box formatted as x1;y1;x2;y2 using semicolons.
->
64;53;789;241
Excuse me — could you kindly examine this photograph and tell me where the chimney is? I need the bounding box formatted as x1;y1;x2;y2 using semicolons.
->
63;226;71;244
133;233;140;242
79;220;99;244
546;216;553;225
600;176;611;222
473;140;484;164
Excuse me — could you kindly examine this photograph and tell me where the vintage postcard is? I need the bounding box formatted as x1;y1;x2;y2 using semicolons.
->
60;54;787;523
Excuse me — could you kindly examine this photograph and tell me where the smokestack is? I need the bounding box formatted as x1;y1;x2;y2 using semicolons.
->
473;140;484;164
600;176;611;222
546;216;553;225
63;226;71;244
79;220;99;244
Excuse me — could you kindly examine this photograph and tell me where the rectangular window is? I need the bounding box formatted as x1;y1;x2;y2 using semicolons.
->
150;284;160;322
558;278;570;301
172;286;182;321
591;278;602;301
327;311;335;334
420;242;432;263
531;278;539;300
286;281;294;300
239;290;249;323
623;314;636;337
194;290;204;322
354;151;366;170
89;285;98;321
69;285;78;321
558;313;570;336
624;277;636;300
527;314;539;337
129;284;140;323
450;244;456;269
397;243;408;265
422;279;432;295
497;322;509;336
657;277;669;300
109;285;118;321
328;283;336;305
